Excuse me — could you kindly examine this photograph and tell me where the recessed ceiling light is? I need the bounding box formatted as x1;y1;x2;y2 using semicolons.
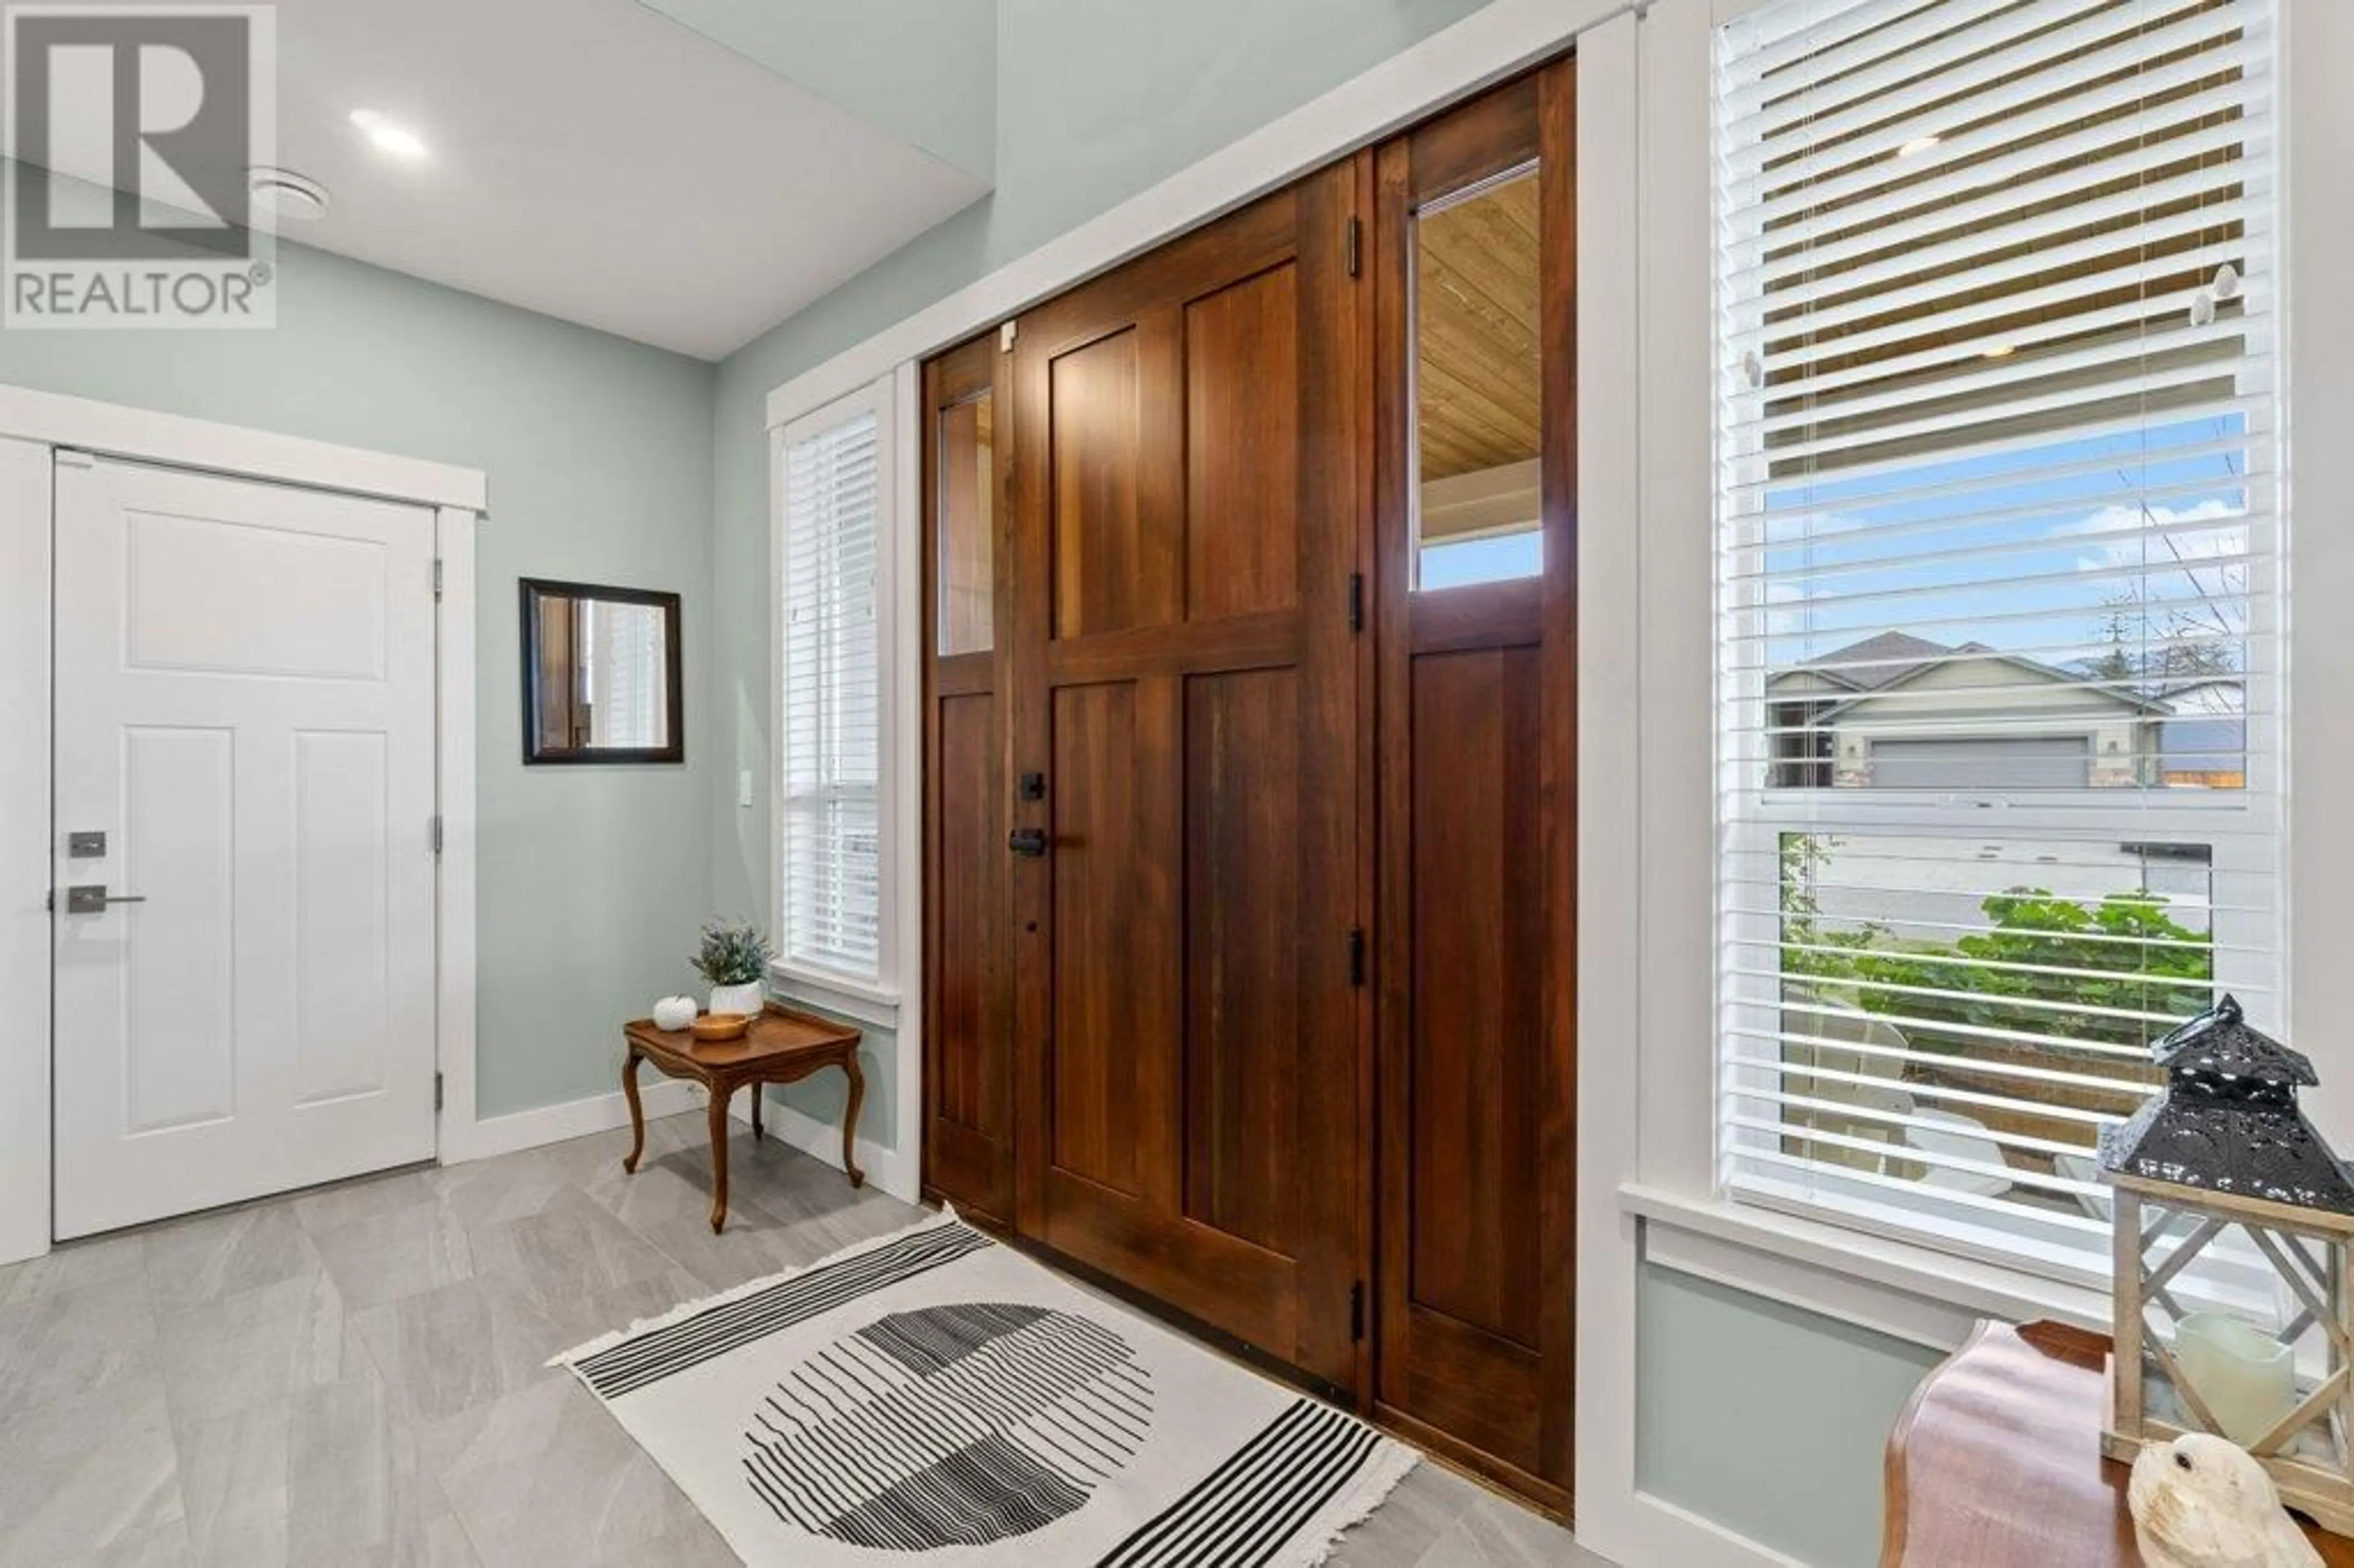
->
1897;134;1943;159
350;109;428;160
247;166;330;221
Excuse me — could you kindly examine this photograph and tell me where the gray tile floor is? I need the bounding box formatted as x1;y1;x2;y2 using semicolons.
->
0;1112;1604;1567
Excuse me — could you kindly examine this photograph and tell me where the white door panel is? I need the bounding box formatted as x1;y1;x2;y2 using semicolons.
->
53;456;438;1238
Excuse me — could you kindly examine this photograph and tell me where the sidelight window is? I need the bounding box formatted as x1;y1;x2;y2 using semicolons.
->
1411;164;1545;590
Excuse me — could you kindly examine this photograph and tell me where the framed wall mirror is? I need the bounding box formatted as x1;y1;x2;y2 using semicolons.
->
519;578;684;764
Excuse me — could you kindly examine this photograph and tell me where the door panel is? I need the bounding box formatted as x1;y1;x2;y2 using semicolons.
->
1045;679;1167;1197
1407;647;1544;1349
932;693;1000;1132
53;457;438;1238
1374;59;1577;1506
1183;667;1303;1252
122;725;237;1131
922;335;1016;1223
1051;327;1172;640
1010;164;1366;1390
1185;265;1301;621
292;729;395;1103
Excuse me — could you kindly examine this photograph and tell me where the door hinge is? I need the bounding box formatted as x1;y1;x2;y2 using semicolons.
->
1346;215;1362;279
999;319;1018;352
1350;1281;1366;1342
429;815;444;856
1347;571;1365;634
1347;927;1366;988
432;558;444;600
434;1071;444;1113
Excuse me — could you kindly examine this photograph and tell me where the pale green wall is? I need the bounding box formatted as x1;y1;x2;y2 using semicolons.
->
1639;1265;1945;1567
710;0;1494;1135
0;211;719;1119
641;0;998;178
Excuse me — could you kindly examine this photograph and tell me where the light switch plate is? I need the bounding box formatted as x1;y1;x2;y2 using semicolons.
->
738;769;753;809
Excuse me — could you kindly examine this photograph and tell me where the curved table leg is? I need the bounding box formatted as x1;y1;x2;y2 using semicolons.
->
707;1083;732;1233
842;1052;866;1189
621;1047;646;1174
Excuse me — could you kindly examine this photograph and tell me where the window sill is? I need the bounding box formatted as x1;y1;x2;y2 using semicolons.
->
1620;1183;2109;1352
767;962;900;1031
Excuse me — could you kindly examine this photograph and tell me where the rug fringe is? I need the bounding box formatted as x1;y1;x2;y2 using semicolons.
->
1289;1439;1423;1568
547;1204;966;1368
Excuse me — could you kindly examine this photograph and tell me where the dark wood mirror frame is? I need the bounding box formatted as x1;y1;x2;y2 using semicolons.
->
519;577;685;765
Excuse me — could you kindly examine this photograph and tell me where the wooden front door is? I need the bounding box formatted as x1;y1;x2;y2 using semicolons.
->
1004;162;1369;1391
1371;61;1577;1505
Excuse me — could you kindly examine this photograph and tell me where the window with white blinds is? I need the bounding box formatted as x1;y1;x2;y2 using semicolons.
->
1714;0;2283;1287
780;389;888;984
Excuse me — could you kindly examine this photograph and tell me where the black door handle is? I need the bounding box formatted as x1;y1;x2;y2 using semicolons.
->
1008;828;1049;859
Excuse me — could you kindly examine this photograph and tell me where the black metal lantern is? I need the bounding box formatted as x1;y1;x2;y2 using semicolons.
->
2102;994;2354;1211
2101;994;2354;1531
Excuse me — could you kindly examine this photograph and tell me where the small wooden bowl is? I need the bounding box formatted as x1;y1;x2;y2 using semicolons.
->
690;1012;752;1043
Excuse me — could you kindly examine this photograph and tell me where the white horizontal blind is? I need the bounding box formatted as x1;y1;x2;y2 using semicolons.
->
1715;0;2284;1289
780;395;885;981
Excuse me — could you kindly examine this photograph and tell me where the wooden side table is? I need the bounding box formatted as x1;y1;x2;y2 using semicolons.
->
1884;1320;2354;1566
620;1002;864;1232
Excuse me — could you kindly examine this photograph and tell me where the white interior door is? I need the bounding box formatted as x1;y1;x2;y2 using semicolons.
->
53;454;439;1238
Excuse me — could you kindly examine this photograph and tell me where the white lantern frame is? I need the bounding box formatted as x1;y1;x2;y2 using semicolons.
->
2106;1171;2354;1533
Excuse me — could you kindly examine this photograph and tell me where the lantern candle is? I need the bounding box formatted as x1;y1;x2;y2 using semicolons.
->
2174;1312;2296;1449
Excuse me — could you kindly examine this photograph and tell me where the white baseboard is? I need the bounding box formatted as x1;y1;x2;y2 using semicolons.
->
731;1089;918;1204
444;1079;702;1165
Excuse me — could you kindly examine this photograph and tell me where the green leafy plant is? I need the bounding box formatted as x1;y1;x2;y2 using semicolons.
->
1778;833;2214;1057
692;921;773;987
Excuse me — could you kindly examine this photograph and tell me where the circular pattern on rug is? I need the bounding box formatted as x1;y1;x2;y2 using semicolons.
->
739;1301;1156;1550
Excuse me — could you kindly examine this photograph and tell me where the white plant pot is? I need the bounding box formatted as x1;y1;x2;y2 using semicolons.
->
708;980;766;1019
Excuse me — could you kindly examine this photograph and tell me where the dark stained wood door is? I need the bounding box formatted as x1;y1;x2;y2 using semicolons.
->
1371;61;1577;1507
1005;162;1369;1391
921;333;1016;1223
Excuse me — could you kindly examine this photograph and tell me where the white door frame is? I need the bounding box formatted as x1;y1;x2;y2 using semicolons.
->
0;382;484;1268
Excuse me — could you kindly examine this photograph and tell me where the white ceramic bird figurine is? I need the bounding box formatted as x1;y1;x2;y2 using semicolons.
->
2129;1433;2323;1568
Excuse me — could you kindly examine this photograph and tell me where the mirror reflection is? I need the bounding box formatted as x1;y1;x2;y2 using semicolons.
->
520;579;683;763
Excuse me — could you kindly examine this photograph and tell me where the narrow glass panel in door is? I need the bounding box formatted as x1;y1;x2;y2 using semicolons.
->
1413;165;1543;590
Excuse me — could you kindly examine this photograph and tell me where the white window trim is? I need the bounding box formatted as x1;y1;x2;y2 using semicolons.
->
771;375;908;1029
1602;0;2354;1364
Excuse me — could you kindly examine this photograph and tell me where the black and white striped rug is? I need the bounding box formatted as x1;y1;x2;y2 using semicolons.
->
554;1212;1416;1566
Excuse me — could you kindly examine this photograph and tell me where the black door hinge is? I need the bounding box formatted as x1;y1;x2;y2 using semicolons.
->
1347;927;1366;988
1350;1281;1366;1342
1346;215;1362;279
1347;571;1365;633
433;1070;444;1113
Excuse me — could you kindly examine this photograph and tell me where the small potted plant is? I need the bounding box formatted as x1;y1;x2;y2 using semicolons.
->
693;921;772;1019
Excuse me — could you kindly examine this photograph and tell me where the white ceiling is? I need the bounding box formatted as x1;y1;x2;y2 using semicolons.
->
15;0;992;360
